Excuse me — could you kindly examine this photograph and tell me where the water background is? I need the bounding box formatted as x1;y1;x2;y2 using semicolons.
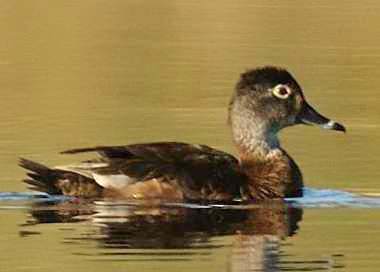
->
0;1;379;271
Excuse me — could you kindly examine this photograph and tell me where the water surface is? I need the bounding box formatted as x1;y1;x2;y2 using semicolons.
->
0;0;379;271
0;190;380;272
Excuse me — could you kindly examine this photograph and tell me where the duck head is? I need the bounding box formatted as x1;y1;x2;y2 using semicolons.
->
228;66;345;154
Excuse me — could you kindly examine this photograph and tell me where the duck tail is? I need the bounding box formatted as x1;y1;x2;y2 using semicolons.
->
19;158;105;198
19;158;63;194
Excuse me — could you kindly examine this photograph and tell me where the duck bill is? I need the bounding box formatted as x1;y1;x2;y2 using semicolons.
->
296;102;346;132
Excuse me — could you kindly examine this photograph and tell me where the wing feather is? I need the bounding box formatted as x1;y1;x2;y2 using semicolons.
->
60;142;243;199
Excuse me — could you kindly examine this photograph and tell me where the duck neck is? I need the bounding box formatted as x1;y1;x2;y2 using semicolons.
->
228;102;303;199
235;130;289;199
229;111;297;199
230;115;281;160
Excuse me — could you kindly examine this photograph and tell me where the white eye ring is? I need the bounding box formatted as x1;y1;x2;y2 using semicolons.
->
272;84;292;99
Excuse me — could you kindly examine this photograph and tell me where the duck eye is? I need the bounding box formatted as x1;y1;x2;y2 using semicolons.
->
272;85;291;99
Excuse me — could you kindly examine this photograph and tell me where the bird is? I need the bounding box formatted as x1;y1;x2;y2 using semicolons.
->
19;66;345;202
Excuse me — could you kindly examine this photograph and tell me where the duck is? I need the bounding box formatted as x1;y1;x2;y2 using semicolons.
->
19;66;345;201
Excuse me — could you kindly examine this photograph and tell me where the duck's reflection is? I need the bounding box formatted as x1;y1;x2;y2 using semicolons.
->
22;200;304;271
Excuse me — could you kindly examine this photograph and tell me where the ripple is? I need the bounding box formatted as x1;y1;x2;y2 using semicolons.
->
1;188;380;209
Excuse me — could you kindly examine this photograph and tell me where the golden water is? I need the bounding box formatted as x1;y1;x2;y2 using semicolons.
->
0;1;379;271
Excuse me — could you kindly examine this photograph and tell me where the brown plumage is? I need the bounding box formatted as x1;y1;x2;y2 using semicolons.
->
21;143;244;201
20;158;103;197
19;66;345;202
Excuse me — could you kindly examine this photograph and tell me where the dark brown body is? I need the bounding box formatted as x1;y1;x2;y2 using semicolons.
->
20;142;303;201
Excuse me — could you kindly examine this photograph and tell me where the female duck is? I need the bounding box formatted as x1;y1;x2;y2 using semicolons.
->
20;66;345;201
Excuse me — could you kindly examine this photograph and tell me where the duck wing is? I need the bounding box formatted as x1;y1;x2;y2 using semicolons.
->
61;142;245;200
